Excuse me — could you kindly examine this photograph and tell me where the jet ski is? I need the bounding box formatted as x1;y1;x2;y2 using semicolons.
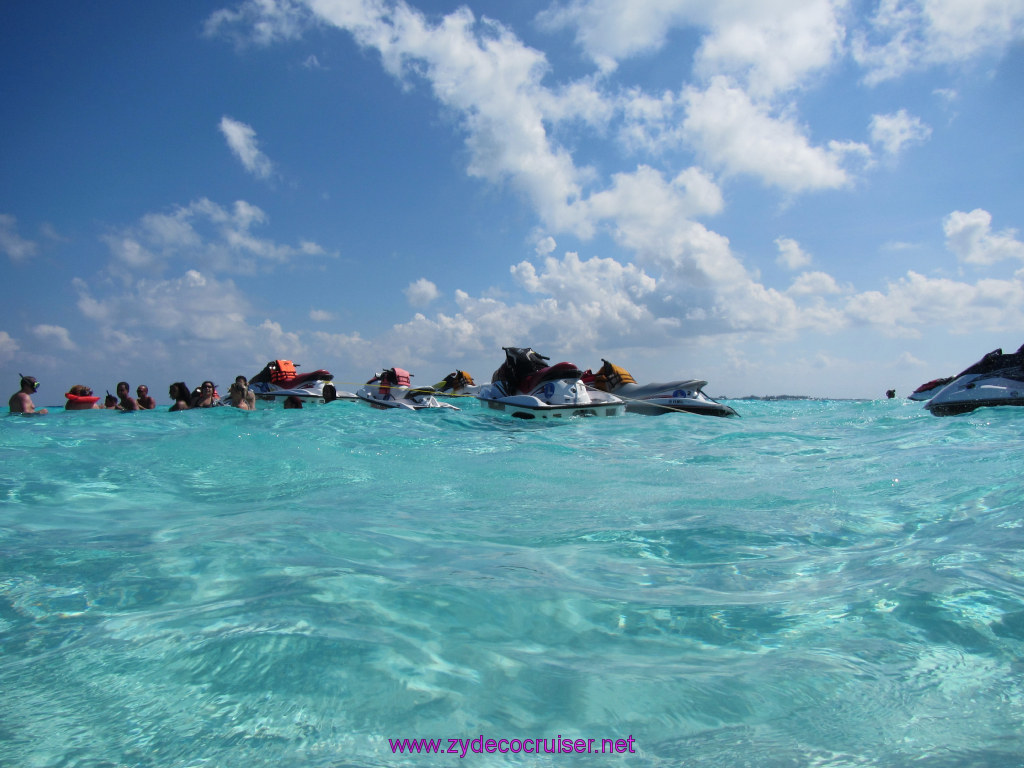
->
246;359;357;404
925;345;1024;416
908;376;954;401
585;360;738;417
432;370;480;397
476;347;624;419
356;367;459;411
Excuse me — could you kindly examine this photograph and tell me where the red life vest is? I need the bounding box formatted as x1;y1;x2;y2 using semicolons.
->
378;367;411;398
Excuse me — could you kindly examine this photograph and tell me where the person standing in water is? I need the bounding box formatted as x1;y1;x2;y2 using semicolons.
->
136;384;156;409
65;385;101;410
168;382;191;411
9;374;48;414
115;381;140;411
227;376;256;410
191;381;220;408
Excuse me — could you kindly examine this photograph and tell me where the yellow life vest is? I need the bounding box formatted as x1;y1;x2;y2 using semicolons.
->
594;360;636;391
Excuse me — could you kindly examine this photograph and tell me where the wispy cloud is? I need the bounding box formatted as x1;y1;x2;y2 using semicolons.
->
0;214;39;262
204;0;312;47
219;116;274;179
0;330;19;362
103;198;330;275
31;324;76;351
870;109;931;156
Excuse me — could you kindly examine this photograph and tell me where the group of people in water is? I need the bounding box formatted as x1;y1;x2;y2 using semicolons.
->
6;373;299;414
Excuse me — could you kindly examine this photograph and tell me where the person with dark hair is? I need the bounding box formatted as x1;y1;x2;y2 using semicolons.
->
115;381;140;411
9;374;48;414
136;384;156;409
283;395;303;409
191;381;220;408
168;382;191;411
103;392;119;409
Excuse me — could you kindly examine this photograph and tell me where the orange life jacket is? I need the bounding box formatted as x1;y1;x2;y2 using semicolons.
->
65;392;100;404
270;360;297;384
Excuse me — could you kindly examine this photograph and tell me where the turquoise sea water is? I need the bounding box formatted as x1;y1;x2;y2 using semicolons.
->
2;398;1023;767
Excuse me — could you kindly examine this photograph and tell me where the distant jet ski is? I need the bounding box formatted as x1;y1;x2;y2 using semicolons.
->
357;367;459;411
476;347;624;420
925;345;1024;416
584;359;738;417
246;359;356;404
432;370;480;397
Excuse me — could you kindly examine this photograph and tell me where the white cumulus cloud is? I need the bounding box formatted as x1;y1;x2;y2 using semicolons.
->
776;237;813;270
682;77;859;193
535;236;557;255
854;0;1024;85
944;209;1024;265
404;278;441;308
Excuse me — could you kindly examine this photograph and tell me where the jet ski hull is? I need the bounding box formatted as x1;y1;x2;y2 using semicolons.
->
479;393;625;419
477;382;624;420
623;396;738;417
249;381;357;404
356;386;459;411
606;381;738;417
246;361;352;404
924;373;1024;416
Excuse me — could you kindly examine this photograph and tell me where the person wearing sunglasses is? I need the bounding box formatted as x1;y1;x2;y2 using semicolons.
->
9;374;48;415
136;384;156;410
191;381;221;408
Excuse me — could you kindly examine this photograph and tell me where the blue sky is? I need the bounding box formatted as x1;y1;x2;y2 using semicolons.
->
3;0;1024;401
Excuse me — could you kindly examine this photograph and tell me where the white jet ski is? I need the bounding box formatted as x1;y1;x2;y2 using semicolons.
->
246;359;357;404
476;347;625;420
432;370;481;398
925;345;1024;416
908;376;954;402
357;367;459;411
585;360;738;417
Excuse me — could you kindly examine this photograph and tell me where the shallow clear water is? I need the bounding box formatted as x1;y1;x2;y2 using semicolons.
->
2;399;1023;767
